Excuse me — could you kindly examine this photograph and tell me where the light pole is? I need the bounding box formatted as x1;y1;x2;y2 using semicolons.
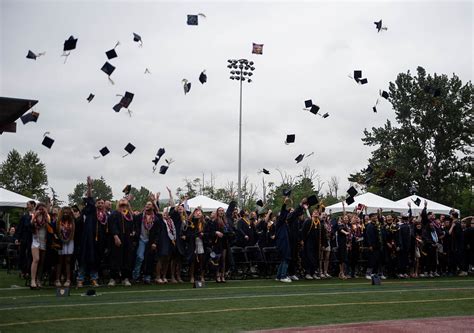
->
228;59;255;208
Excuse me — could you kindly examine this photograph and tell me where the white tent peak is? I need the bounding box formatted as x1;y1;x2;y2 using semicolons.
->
186;195;228;212
0;187;35;208
395;194;459;215
326;192;406;214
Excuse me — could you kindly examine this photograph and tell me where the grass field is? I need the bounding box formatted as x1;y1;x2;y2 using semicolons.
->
0;271;473;332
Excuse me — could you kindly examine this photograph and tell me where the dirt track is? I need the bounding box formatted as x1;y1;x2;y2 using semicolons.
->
249;316;474;333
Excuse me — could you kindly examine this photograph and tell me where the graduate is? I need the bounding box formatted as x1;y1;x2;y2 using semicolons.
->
183;207;207;283
154;198;177;284
15;200;35;279
132;196;159;284
95;198;110;280
168;192;189;283
108;197;136;286
286;199;305;281
365;212;381;279
30;203;50;289
55;207;75;287
236;209;257;247
301;209;326;280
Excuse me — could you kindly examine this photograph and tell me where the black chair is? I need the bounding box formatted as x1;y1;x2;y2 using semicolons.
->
6;243;19;273
244;246;265;277
229;246;250;279
261;247;281;278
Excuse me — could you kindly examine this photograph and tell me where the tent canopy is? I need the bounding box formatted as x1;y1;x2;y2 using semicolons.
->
0;187;35;208
326;192;407;214
186;195;228;212
395;194;459;215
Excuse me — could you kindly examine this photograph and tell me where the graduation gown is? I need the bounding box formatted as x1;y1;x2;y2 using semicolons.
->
275;204;291;261
78;197;98;267
109;210;136;274
169;208;186;257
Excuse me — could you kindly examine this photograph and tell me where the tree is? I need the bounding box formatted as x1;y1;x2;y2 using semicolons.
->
129;186;152;211
68;177;113;206
349;67;473;214
0;149;48;199
328;176;340;198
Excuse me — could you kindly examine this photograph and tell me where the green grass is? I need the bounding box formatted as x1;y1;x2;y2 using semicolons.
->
0;270;473;332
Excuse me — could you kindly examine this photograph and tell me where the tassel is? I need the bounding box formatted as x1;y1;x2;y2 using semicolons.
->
108;76;115;85
61;52;70;64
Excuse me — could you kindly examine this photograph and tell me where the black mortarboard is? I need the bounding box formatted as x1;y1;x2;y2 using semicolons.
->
159;165;169;175
157;148;165;157
322;113;329;118
283;189;292;197
307;195;318;207
20;111;39;124
199;71;207;84
262;168;270;175
285;134;295;144
187;14;198;25
122;185;131;195
26;50;38;60
123;143;136;155
359;78;368;85
63;36;78;51
152;157;159;167
295;154;305;163
347;186;358;197
412;197;421;207
374;20;382;32
99;147;110;157
256;199;264;207
106;49;117;60
87;94;95;103
310;104;320;115
345;196;355;205
373;106;377;113
380;90;389;99
121;92;134;108
101;62;115;77
113;104;122;112
183;81;191;94
354;70;362;81
42;136;54;149
304;99;313;108
133;33;143;46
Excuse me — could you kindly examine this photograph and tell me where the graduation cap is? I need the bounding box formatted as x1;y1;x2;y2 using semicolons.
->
26;50;45;60
304;99;313;108
262;168;270;175
105;41;120;60
86;94;95;103
345;196;355;205
373;106;377;113
182;79;191;94
252;43;264;55
94;146;110;159
101;62;116;84
374;19;387;32
359;78;368;85
187;13;206;26
144;68;151;74
295;154;305;163
285;134;295;144
152;148;166;172
412;197;421;207
283;189;292;197
307;195;318;207
351;70;368;85
113;92;134;116
122;185;132;195
322;113;329;119
310;104;320;115
62;36;78;63
256;199;264;207
42;134;54;149
380;90;389;99
20;111;39;124
347;186;358;198
133;33;143;46
159;165;169;175
122;143;136;157
199;71;207;84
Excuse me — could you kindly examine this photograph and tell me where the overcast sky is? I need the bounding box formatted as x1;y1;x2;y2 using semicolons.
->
0;0;472;203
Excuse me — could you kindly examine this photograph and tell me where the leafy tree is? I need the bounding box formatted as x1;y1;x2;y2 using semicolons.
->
68;177;113;206
0;149;48;199
350;67;473;214
129;186;152;211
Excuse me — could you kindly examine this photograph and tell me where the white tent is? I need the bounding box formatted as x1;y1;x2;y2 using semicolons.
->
326;192;406;214
395;195;459;215
0;187;35;208
186;195;229;212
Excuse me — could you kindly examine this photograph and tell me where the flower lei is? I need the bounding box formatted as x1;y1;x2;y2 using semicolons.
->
97;210;107;225
143;211;155;231
59;220;73;241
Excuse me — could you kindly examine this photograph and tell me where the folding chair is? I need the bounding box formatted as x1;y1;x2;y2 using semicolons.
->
229;246;250;279
262;247;281;278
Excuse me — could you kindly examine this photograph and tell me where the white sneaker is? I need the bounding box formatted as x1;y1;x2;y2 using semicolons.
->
122;278;132;286
280;277;292;283
289;275;299;281
325;273;332;278
365;275;372;280
458;271;468;277
305;274;314;280
313;274;321;280
380;275;387;280
434;272;440;277
107;279;116;287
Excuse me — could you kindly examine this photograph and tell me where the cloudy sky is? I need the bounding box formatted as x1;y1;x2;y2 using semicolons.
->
1;0;472;203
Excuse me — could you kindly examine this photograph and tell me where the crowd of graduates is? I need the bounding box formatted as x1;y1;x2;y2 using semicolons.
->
6;177;473;289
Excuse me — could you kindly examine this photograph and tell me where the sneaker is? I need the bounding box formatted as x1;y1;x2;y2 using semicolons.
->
458;271;468;277
64;280;71;288
91;280;99;287
325;273;332;278
419;273;426;278
380;275;387;280
313;274;321;280
305;274;314;280
155;278;164;284
107;279;116;287
428;273;434;278
365;275;372;280
54;280;61;287
434;272;440;277
280;277;292;283
77;280;84;288
289;275;299;281
122;278;132;286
